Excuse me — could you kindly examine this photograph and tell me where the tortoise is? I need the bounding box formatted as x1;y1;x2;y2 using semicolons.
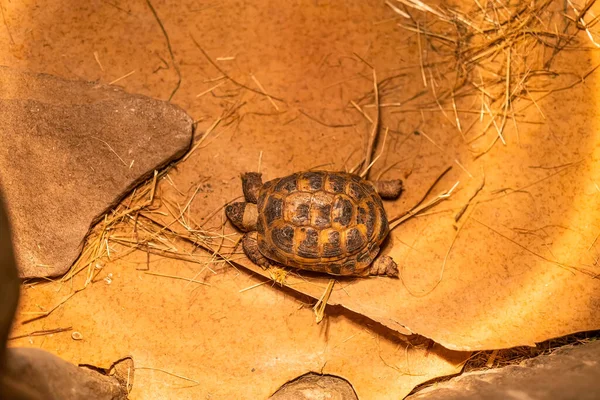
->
225;171;403;277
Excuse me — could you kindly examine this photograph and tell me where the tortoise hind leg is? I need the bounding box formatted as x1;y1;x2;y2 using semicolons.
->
355;246;397;277
369;255;398;277
242;231;272;269
241;172;263;203
371;179;403;200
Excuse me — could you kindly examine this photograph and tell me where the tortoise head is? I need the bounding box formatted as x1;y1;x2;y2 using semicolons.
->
225;202;258;232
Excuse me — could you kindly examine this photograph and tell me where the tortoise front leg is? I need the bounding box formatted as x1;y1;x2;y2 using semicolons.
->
371;179;403;200
241;172;263;203
242;231;272;269
369;255;398;277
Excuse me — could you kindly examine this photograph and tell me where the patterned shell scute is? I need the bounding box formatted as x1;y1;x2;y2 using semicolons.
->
256;171;389;272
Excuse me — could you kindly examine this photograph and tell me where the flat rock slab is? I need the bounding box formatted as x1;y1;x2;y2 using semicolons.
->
406;341;600;400
0;66;192;278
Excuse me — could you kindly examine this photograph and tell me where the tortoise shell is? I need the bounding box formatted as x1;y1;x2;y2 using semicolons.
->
255;171;389;276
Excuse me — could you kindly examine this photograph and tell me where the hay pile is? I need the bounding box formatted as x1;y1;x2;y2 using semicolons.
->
375;0;600;157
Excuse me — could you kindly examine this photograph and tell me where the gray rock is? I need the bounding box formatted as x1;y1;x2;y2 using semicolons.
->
0;66;193;278
406;341;600;400
269;373;358;400
1;348;130;400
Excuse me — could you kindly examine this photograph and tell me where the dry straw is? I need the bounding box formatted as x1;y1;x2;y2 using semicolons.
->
376;0;600;156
